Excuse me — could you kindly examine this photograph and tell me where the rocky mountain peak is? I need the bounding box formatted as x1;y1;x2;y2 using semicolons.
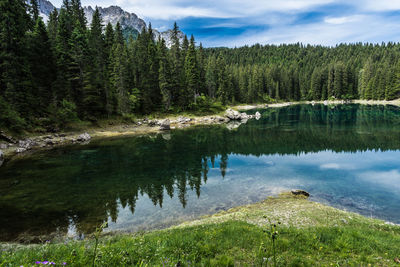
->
36;0;184;47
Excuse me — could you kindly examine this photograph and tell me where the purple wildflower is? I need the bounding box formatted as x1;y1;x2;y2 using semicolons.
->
42;261;49;265
63;263;67;265
35;261;42;264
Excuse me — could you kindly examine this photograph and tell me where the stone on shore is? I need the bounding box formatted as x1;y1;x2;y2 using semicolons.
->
177;116;192;124
18;139;36;150
291;189;310;198
225;109;241;120
77;133;91;142
255;111;261;120
159;119;171;130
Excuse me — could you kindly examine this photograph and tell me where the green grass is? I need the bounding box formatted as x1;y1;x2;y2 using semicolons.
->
1;194;400;266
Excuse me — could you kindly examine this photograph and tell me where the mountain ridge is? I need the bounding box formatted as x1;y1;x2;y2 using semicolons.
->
37;0;184;45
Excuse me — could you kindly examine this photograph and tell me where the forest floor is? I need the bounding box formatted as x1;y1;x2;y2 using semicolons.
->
1;98;399;162
1;192;400;266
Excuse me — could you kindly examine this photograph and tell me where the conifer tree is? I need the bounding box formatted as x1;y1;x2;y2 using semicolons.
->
183;35;199;107
158;38;172;111
84;7;106;117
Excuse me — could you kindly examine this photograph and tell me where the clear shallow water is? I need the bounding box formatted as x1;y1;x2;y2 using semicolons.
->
1;104;400;242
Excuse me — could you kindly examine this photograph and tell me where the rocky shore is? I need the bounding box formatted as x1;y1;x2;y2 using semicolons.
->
1;98;399;165
0;109;262;165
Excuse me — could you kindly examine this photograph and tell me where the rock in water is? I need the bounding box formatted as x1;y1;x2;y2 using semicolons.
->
291;189;310;197
240;113;249;120
255;111;261;120
225;109;241;120
159;119;170;130
77;133;91;142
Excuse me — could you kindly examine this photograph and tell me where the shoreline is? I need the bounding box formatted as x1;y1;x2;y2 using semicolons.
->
1;98;399;163
2;191;400;265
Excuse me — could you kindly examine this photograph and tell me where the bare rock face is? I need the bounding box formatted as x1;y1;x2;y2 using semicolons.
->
291;189;310;197
159;119;171;130
37;0;184;48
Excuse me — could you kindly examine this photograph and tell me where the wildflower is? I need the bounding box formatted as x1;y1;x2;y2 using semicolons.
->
63;263;67;265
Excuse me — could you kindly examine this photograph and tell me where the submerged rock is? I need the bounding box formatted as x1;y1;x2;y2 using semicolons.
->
77;133;91;142
291;189;310;197
159;119;170;130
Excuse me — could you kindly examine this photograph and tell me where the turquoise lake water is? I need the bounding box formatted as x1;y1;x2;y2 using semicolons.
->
0;104;399;242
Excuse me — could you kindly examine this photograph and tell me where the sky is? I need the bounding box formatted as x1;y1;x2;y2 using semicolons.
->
52;0;400;47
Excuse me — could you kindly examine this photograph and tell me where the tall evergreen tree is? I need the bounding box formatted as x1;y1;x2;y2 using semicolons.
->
84;7;106;118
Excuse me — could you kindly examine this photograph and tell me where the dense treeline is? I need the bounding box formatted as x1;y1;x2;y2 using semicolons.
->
204;44;400;103
1;0;400;132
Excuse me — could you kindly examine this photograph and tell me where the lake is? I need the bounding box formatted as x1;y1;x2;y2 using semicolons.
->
1;104;400;242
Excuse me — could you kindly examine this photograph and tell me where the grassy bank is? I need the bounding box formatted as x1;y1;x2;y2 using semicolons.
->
1;193;400;266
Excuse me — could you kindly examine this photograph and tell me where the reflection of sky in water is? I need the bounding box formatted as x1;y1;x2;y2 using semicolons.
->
108;150;400;233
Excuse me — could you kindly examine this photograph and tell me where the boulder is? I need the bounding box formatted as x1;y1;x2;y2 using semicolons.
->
291;189;310;197
255;111;261;120
159;119;170;130
77;133;91;142
225;109;241;120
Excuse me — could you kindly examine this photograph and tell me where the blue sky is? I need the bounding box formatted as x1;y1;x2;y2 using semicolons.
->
52;0;400;47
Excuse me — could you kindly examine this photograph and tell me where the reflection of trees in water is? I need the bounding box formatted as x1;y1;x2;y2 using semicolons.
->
0;104;399;241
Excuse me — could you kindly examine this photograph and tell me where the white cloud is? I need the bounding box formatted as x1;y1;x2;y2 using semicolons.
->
359;0;400;11
209;12;400;47
324;15;364;25
104;0;336;20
